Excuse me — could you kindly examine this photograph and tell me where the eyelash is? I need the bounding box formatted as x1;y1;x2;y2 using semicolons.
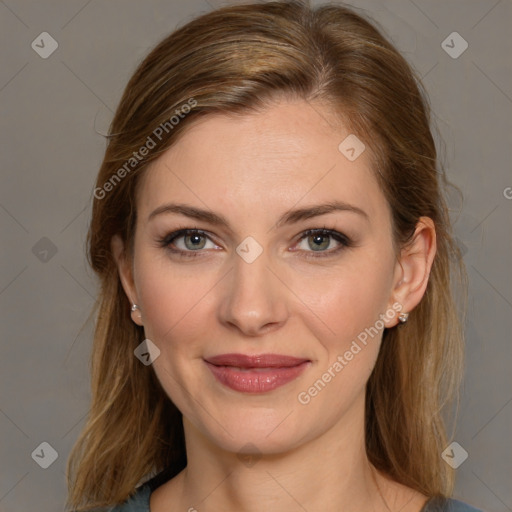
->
157;226;353;260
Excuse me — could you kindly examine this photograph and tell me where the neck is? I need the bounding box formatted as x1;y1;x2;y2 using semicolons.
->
168;397;396;512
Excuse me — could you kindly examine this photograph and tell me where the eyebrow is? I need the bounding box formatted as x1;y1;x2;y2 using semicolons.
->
147;200;369;228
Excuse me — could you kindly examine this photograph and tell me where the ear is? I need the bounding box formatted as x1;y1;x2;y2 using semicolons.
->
386;216;437;328
111;234;143;326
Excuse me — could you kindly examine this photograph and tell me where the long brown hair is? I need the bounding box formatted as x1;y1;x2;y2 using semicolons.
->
66;1;467;509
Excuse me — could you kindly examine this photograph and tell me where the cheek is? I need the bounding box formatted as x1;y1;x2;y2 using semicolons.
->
294;252;393;350
293;261;391;417
134;252;206;345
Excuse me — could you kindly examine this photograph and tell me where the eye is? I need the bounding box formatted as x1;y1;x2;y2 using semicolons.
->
293;229;352;258
158;229;220;257
158;227;353;260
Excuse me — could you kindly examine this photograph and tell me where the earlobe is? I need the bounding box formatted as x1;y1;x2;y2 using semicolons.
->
111;234;144;326
386;217;437;328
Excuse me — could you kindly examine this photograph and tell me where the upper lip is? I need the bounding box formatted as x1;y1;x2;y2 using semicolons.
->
205;353;309;368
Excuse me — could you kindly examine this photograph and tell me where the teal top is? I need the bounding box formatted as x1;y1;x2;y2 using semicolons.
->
104;468;484;512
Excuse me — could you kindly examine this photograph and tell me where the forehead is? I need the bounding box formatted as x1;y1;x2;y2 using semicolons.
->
136;100;389;225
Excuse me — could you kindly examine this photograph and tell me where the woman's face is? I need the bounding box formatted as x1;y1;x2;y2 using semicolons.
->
121;99;406;455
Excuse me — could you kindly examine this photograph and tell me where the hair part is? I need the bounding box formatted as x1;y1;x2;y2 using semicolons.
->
66;1;467;509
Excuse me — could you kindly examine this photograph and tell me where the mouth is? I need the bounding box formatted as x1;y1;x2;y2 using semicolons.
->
204;353;311;393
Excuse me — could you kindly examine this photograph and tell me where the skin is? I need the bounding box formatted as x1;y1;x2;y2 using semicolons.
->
112;98;436;512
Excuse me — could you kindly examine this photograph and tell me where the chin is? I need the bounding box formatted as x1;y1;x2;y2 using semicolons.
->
186;400;315;457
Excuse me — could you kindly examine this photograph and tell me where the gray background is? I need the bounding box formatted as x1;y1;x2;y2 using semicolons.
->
0;0;511;511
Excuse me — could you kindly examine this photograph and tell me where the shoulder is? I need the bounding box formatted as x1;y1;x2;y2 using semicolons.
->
107;482;151;511
106;465;178;511
422;496;484;512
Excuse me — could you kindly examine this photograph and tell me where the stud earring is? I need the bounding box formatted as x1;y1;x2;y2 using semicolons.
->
398;312;409;323
131;304;139;312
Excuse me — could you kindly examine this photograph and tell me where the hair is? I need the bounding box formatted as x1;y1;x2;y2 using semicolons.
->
66;1;468;510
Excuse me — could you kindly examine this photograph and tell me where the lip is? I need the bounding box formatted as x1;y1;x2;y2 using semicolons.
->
204;353;311;393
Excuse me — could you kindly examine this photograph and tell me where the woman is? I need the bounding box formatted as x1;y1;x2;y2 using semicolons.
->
66;1;482;511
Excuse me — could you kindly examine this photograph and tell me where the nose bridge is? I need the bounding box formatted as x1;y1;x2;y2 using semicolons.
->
219;238;288;335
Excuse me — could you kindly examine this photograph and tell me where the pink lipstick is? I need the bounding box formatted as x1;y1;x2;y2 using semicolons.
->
204;353;310;393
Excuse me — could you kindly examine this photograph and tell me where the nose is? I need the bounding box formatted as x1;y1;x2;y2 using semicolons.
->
217;247;289;337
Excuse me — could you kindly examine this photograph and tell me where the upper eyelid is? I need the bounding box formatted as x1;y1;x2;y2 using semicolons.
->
167;228;219;245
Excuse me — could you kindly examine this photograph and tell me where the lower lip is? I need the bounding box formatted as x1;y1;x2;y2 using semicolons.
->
205;361;310;393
